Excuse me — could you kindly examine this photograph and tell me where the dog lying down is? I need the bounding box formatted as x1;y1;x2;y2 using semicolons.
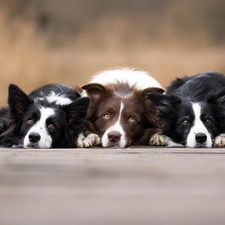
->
0;83;89;148
148;71;225;148
78;67;164;148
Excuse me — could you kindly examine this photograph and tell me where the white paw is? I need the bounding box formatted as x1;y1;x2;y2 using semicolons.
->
213;134;225;147
149;133;167;146
77;133;101;148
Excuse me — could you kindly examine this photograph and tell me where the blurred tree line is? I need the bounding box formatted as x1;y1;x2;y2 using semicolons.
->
0;0;225;47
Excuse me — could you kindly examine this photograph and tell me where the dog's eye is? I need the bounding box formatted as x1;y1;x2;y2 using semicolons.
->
128;117;135;123
102;114;110;120
27;119;34;125
206;119;212;125
48;124;55;129
181;120;189;125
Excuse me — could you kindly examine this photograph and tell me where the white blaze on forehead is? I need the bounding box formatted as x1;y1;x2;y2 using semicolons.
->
23;107;55;148
186;103;212;147
101;102;127;148
34;91;72;106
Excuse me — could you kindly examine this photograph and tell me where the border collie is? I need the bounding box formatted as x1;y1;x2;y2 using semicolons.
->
0;83;89;148
147;71;225;148
77;68;164;148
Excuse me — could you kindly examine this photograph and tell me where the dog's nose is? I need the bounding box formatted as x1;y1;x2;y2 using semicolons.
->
108;131;121;143
195;133;207;143
29;132;41;143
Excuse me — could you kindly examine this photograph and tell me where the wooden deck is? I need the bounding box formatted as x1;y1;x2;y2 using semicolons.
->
0;147;225;225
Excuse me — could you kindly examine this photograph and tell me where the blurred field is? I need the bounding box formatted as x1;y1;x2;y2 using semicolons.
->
0;0;225;105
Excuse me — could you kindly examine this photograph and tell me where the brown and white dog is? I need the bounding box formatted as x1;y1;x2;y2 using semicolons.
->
77;68;164;148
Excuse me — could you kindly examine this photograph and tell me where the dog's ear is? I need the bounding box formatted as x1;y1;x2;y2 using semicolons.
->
207;87;225;108
147;92;181;115
60;97;89;148
141;87;165;96
62;97;90;128
8;84;33;119
82;83;112;103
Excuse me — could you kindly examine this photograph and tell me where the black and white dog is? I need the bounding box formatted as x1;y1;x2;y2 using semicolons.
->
148;71;225;148
0;83;89;148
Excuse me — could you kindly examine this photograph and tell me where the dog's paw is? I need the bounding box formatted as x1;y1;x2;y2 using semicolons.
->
213;134;225;147
77;133;101;148
149;133;167;146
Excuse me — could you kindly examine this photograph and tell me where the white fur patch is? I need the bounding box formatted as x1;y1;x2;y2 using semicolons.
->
86;68;163;90
213;134;225;147
77;132;101;148
35;91;72;106
186;103;212;147
23;107;55;148
149;133;183;147
166;137;184;147
149;133;167;146
101;102;127;148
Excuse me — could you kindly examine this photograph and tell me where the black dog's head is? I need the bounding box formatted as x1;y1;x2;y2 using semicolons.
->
147;89;225;147
0;84;89;148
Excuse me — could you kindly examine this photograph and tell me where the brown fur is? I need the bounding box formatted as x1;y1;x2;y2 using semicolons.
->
82;82;164;147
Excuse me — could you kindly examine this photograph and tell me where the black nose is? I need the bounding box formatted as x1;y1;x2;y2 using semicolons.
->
195;133;207;143
29;132;41;143
108;131;121;143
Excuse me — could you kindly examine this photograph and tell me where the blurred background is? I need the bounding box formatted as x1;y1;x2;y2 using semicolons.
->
0;0;224;105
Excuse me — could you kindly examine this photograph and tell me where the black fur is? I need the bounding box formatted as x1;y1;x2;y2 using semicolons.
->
0;83;89;148
0;107;9;134
148;71;225;147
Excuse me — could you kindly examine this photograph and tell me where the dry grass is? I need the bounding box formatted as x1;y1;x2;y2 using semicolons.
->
0;7;225;106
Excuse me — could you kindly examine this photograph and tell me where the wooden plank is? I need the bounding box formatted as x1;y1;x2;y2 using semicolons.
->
0;148;225;225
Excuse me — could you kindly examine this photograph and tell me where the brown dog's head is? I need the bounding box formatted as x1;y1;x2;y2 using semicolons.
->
82;82;164;147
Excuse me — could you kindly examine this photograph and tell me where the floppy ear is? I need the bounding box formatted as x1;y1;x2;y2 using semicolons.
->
141;87;165;96
207;87;225;108
62;97;90;128
82;83;111;103
8;84;33;120
147;92;181;116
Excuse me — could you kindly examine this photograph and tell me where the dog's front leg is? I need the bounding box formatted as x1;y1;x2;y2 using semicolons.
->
149;133;184;147
77;132;101;148
213;134;225;147
149;133;167;146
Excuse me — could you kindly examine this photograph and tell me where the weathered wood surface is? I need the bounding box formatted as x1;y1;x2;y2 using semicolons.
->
0;147;225;225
